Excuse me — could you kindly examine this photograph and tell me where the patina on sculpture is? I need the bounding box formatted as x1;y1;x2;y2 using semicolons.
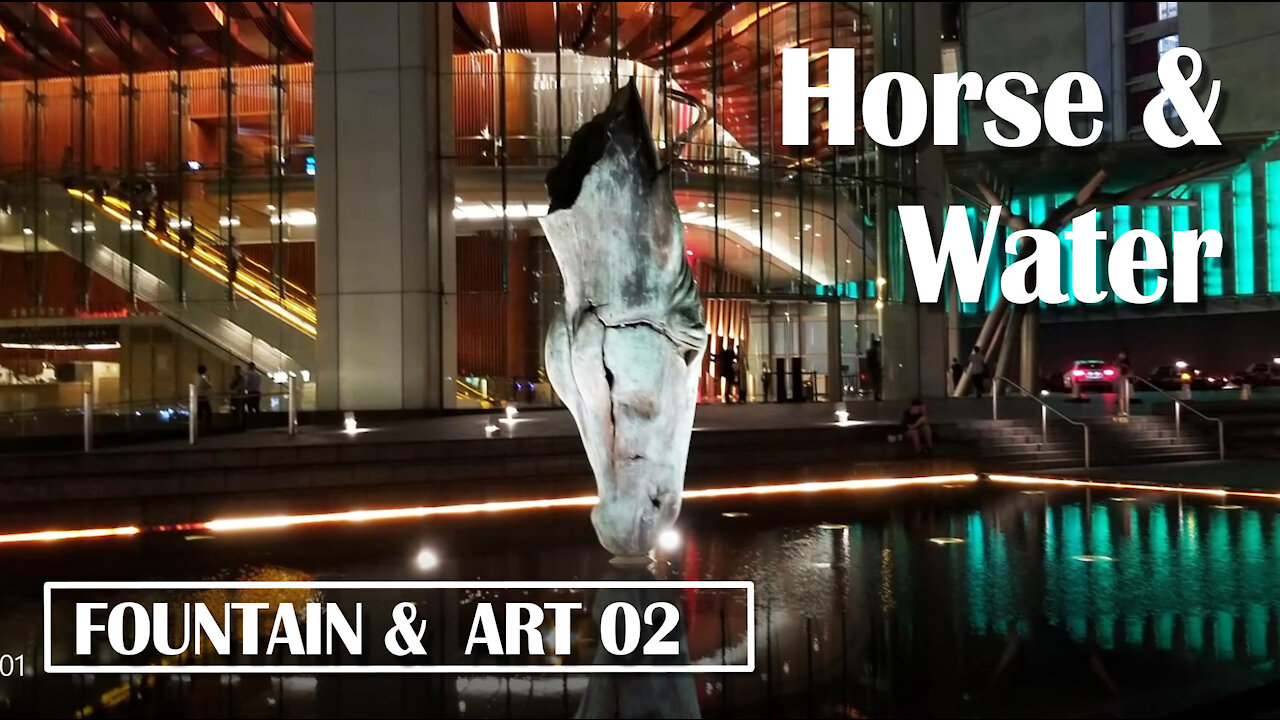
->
539;80;706;559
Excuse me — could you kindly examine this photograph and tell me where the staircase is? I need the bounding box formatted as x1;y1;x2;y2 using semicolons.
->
954;419;1087;471
1087;414;1220;466
956;414;1220;472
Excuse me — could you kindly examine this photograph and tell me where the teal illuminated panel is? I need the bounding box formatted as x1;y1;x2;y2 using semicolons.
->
1056;194;1076;305
1028;195;1047;225
959;207;978;315
985;199;1021;312
1029;194;1048;311
1200;184;1224;296
1172;204;1192;298
1267;161;1280;292
1232;166;1255;295
1142;205;1161;299
890;211;906;302
815;282;861;299
1111;206;1131;304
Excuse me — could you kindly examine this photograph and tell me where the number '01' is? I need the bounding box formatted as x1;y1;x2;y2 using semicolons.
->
0;654;23;677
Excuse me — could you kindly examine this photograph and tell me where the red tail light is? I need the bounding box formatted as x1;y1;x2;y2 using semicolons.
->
1072;369;1085;377
1103;368;1116;377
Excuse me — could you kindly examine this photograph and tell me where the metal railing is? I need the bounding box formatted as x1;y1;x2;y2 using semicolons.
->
0;383;298;450
187;380;299;445
1131;376;1226;460
992;376;1092;469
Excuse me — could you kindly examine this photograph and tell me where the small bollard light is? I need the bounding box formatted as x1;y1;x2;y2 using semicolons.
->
833;401;849;425
484;417;500;436
343;412;358;434
500;403;518;425
1242;383;1253;401
1180;382;1192;400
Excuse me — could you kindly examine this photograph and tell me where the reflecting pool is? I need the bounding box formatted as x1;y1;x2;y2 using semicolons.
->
3;479;1280;718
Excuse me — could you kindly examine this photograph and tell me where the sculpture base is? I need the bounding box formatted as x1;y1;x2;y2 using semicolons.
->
608;553;654;568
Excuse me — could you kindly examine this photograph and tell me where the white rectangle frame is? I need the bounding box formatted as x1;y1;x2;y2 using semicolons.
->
44;580;755;674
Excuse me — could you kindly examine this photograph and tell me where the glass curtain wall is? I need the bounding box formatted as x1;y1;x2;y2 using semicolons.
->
450;1;880;408
0;2;315;415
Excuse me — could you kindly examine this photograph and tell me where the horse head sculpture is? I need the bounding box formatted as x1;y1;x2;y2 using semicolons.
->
539;80;706;558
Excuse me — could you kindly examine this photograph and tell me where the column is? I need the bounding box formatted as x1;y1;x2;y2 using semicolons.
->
878;2;949;400
315;2;456;411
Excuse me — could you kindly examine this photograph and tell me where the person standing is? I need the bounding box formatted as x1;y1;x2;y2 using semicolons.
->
968;345;988;398
950;357;964;393
229;365;246;430
61;146;76;190
88;166;104;204
1116;348;1133;416
245;362;263;419
195;365;213;435
866;336;883;401
715;344;738;403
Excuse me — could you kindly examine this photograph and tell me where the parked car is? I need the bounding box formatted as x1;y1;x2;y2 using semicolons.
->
1147;364;1210;391
1234;360;1280;387
1063;360;1117;392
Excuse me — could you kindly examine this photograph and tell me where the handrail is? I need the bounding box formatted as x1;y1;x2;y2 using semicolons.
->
992;375;1092;469
1130;376;1226;459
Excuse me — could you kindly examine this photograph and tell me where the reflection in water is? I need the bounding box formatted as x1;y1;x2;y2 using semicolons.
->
7;487;1280;717
958;497;1280;664
576;567;699;719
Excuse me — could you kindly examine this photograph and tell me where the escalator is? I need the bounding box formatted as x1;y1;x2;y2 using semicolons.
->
10;183;522;407
9;180;316;372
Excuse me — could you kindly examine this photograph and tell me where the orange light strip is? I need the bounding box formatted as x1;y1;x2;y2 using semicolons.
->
682;474;978;499
0;526;139;545
203;474;979;532
15;472;1272;547
203;495;600;532
988;474;1229;498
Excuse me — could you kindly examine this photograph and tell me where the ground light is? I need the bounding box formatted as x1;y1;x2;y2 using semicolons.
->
414;547;440;571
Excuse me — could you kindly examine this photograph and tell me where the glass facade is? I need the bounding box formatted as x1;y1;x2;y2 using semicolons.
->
447;2;889;408
0;3;316;415
1;2;1277;419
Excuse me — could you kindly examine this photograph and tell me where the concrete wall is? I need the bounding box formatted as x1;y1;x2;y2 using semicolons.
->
963;2;1089;152
962;2;1280;146
1180;3;1280;137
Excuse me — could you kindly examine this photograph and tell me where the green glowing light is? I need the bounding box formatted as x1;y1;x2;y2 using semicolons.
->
1142;205;1162;299
1111;206;1131;304
1266;161;1280;292
1232;166;1255;295
1200;184;1224;296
